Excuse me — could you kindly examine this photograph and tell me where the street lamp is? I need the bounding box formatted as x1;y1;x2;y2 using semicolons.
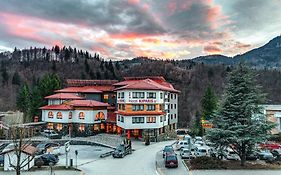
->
49;162;54;175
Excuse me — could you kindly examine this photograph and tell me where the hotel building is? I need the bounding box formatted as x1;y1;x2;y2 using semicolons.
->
40;77;179;138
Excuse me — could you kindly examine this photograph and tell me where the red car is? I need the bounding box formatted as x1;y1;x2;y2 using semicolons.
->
260;142;281;150
165;153;178;168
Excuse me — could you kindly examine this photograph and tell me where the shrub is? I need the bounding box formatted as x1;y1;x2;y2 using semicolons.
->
190;156;226;169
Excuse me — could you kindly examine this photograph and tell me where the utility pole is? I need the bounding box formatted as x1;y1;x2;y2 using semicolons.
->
65;141;70;169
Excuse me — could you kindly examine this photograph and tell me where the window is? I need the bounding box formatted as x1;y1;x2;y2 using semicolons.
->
69;112;72;119
171;104;173;109
47;123;53;129
160;116;163;122
121;116;124;122
93;124;99;131
56;123;62;131
48;111;54;118
118;93;120;99
164;115;166;121
132;92;145;99
104;94;109;100
160;104;164;111
57;112;62;119
79;124;85;131
95;112;105;121
132;104;144;111
132;117;144;124
174;104;176;109
121;92;124;98
160;93;163;99
147;105;156;111
79;112;85;119
175;114;177;119
118;104;125;110
147;92;156;99
118;115;120;121
171;114;173;120
147;117;156;123
170;94;173;99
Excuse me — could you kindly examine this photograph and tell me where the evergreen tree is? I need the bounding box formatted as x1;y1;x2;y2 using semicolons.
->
12;72;21;85
1;65;9;86
16;83;32;122
207;65;274;166
84;59;90;73
54;45;60;60
191;111;203;136
201;85;218;120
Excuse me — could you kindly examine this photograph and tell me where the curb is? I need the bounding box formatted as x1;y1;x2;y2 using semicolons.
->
182;160;192;175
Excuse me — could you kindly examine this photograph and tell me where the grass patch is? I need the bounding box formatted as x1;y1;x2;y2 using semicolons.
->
186;157;281;170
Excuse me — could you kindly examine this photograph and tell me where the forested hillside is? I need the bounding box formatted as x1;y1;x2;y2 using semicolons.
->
1;45;281;127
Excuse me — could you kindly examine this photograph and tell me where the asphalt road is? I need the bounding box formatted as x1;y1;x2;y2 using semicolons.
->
156;150;189;175
79;140;182;175
191;170;281;175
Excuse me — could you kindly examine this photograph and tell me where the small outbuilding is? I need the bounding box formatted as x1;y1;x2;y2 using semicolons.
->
1;144;37;171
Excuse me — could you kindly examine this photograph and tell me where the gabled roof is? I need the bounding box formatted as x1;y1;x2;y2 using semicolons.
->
1;144;37;156
45;93;84;100
55;86;102;93
68;100;110;107
39;104;73;110
114;78;179;93
67;79;118;86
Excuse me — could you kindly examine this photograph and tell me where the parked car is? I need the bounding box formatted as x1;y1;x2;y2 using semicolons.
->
36;142;61;155
35;154;59;166
194;141;204;147
0;155;4;166
260;142;281;150
163;145;174;158
165;153;178;168
0;143;9;152
180;148;194;159
257;150;274;160
175;140;189;150
271;149;281;161
195;146;208;157
246;152;258;161
224;149;240;160
194;136;203;142
41;130;62;139
112;143;132;158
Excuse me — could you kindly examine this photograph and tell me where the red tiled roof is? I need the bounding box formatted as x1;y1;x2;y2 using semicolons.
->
40;104;73;110
93;85;115;92
45;93;84;100
55;86;102;93
114;79;179;93
107;112;116;123
69;100;109;107
115;111;165;116
67;79;118;87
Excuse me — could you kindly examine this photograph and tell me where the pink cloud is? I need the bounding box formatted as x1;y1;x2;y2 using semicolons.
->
204;45;222;54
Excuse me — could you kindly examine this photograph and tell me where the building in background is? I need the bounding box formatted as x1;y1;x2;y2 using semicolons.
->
263;105;281;134
40;77;179;138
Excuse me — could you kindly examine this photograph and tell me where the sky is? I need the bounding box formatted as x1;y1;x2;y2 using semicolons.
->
0;0;281;60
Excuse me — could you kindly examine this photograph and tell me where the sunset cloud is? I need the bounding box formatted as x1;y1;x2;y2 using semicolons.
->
0;0;280;59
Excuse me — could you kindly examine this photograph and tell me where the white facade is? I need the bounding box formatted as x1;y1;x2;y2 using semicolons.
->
116;89;178;130
117;115;168;129
42;109;107;124
4;151;34;171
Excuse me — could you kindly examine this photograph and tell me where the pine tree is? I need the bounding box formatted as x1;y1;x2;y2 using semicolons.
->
201;84;218;120
207;65;274;166
16;83;32;122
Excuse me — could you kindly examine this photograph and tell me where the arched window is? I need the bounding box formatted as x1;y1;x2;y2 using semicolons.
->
57;112;63;119
69;112;72;119
48;111;54;118
79;112;85;119
95;112;105;121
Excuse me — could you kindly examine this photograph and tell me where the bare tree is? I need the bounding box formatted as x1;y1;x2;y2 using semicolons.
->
7;126;35;175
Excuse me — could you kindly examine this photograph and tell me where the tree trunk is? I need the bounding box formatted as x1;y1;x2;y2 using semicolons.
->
16;167;21;175
240;143;246;166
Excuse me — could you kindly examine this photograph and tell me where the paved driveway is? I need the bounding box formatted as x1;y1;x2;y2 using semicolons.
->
79;140;177;175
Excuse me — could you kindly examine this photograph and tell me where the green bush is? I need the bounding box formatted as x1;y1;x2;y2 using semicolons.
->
190;156;226;169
